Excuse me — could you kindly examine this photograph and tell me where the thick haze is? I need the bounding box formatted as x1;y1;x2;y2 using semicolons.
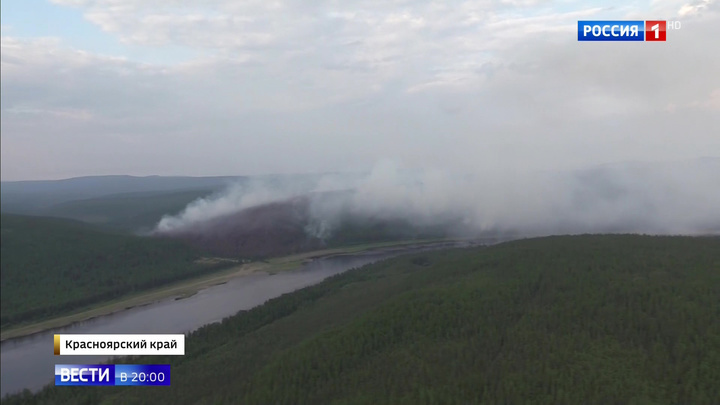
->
156;158;720;238
2;0;719;180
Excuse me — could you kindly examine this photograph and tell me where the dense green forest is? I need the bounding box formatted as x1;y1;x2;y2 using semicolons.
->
5;234;719;404
0;214;230;327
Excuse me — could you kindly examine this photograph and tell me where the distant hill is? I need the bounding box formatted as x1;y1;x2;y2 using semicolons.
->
0;175;244;215
8;234;719;404
157;196;324;259
3;158;719;240
0;173;337;233
38;189;219;233
155;193;458;259
0;214;229;327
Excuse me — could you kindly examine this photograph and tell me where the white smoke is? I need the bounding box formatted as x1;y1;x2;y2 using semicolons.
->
155;157;720;237
155;180;299;233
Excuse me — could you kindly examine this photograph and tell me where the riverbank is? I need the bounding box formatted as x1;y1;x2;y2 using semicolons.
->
0;239;463;342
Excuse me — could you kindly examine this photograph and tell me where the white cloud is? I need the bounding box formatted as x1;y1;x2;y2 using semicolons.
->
678;0;718;16
6;106;94;121
2;0;719;180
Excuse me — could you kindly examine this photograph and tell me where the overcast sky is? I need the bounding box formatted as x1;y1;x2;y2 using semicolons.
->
1;0;718;181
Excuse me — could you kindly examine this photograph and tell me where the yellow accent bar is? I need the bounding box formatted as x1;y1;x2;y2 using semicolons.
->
54;335;60;355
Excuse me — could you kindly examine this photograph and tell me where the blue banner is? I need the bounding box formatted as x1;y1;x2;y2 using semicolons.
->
578;21;645;41
54;364;170;386
115;364;171;386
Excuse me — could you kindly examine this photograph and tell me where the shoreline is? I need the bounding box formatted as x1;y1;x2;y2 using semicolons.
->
0;239;469;342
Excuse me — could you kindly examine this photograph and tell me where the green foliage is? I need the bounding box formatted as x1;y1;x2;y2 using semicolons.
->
39;189;216;232
3;235;719;404
0;214;228;327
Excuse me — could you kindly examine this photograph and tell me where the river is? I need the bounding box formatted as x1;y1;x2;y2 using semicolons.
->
0;241;481;397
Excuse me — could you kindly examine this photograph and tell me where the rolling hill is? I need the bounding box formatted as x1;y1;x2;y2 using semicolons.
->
38;189;218;233
0;214;230;328
155;194;461;259
0;175;243;214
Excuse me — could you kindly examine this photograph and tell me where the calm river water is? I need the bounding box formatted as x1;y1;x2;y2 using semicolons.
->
0;242;479;397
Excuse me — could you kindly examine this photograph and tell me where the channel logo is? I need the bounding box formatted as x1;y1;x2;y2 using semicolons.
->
55;365;114;386
578;20;677;41
55;364;171;386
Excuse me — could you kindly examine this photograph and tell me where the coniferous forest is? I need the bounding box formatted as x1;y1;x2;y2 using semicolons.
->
0;214;230;327
3;234;719;404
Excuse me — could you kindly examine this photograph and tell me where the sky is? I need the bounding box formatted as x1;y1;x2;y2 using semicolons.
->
1;0;718;181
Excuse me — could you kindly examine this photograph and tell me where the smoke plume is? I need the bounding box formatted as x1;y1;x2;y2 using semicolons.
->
155;157;720;243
